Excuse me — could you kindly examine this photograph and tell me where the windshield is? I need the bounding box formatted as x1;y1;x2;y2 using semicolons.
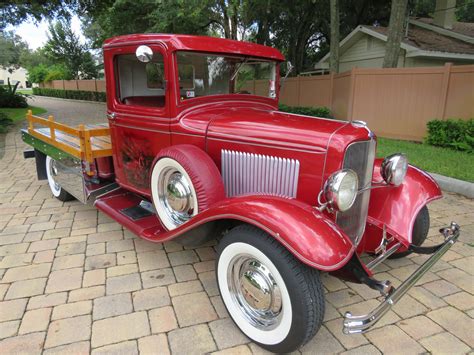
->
177;51;277;101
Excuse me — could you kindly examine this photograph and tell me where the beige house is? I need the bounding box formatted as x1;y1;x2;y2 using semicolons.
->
0;67;29;88
316;18;474;72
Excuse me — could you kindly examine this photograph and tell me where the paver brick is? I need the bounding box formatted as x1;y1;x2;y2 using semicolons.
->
397;315;443;340
2;262;51;282
427;306;474;347
28;238;58;253
168;250;199;266
117;250;137;265
199;270;220;296
138;334;170;355
212;345;253;355
83;269;105;287
33;250;55;263
86;243;105;256
85;254;116;270
5;277;47;300
0;320;20;339
19;307;51;334
132;286;170;311
0;253;34;268
46;267;83;293
168;280;203;297
420;332;471;354
149;306;177;333
209;318;249;350
45;315;91;348
0;332;45;355
141;268;176;288
93;293;133;320
172;291;218;327
444;291;474;311
137;250;170;271
300;325;344;354
168;324;216;355
55;242;86;256
0;298;28;322
91;311;150;348
423;279;461;297
173;264;197;282
106;239;134;253
106;263;138;277
366;325;425;354
106;272;141;295
69;285;105;302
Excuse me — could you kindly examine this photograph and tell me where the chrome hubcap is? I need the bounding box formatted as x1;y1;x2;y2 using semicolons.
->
158;168;195;226
228;255;283;330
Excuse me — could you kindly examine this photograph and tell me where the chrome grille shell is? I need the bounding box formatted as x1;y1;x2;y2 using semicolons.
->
336;139;376;245
221;150;300;198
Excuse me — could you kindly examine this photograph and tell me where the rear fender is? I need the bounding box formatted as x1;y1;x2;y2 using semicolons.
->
146;195;355;271
362;160;442;251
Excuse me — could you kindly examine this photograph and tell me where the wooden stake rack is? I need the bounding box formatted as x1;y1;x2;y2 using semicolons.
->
26;110;113;163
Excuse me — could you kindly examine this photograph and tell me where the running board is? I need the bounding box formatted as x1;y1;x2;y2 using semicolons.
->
94;188;163;238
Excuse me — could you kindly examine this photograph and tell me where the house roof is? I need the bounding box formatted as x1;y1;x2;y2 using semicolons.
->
317;18;474;66
368;24;474;55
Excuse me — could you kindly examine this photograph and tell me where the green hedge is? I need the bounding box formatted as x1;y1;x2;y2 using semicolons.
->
278;104;332;118
32;87;106;102
426;118;473;153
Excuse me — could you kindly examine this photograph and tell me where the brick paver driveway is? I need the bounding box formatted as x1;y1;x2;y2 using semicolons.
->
0;98;473;354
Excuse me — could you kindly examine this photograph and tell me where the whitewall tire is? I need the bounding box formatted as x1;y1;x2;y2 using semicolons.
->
45;156;73;201
216;225;325;353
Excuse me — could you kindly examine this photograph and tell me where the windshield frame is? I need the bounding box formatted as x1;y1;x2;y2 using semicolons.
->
173;50;281;109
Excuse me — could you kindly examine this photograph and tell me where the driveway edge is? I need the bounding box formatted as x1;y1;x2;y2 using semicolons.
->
430;173;474;198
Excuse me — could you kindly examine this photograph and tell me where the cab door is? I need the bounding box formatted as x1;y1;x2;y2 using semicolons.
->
107;44;172;197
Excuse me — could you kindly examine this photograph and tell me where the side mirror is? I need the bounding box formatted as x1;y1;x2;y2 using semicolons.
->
136;45;153;63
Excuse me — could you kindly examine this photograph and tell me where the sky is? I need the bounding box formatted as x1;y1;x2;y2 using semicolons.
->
6;15;86;50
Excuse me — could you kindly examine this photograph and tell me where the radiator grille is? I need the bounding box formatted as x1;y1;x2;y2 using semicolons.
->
336;140;376;244
221;150;300;198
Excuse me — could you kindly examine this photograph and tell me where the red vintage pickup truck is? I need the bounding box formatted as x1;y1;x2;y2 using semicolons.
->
22;34;460;352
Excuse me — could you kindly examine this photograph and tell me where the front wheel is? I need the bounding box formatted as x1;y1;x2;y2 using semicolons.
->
216;225;325;353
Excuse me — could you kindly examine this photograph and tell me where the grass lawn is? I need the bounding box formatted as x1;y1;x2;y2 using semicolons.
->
0;106;47;123
377;137;474;182
16;89;33;94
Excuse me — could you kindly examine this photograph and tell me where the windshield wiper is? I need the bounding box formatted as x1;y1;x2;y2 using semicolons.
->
230;57;249;81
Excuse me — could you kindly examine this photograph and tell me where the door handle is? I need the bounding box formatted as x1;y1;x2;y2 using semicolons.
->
107;112;116;120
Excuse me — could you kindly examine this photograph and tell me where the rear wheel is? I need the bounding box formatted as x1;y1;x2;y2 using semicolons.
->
216;225;325;353
45;156;74;201
389;205;430;259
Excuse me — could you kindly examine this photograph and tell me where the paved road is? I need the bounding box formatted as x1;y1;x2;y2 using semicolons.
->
27;96;107;125
0;98;473;354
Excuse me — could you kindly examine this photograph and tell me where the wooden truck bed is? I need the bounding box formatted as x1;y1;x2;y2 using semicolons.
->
24;110;112;163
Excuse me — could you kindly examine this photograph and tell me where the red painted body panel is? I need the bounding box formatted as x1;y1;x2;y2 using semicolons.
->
358;161;442;253
95;190;354;271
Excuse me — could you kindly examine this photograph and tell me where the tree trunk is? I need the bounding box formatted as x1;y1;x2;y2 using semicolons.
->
329;0;340;73
383;0;408;68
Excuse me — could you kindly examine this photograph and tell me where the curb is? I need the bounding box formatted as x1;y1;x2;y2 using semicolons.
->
27;95;106;105
430;173;474;199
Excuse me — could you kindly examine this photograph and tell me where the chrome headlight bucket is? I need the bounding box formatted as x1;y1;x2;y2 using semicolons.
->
323;169;359;212
381;154;408;186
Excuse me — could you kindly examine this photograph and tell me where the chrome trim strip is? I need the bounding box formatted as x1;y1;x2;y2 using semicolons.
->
221;150;300;198
343;222;460;334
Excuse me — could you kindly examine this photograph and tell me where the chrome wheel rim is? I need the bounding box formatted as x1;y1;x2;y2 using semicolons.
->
48;158;60;192
227;255;283;330
157;167;195;227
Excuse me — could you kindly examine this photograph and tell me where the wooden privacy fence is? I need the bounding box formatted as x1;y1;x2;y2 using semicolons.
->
40;64;473;141
279;63;474;141
41;79;106;92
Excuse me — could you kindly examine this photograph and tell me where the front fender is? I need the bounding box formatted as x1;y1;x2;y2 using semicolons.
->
146;195;355;271
366;159;442;247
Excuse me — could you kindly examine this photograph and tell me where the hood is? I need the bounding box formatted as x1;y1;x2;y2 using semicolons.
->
181;102;372;153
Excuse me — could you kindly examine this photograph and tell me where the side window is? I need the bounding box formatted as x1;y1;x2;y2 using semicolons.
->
116;52;166;108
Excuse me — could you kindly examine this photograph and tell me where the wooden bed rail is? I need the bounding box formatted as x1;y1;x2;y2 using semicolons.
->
26;110;112;164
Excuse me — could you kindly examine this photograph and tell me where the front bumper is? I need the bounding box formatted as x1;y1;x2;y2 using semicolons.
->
343;222;460;334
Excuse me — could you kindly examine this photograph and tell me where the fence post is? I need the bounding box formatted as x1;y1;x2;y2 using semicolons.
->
347;67;357;120
437;63;452;120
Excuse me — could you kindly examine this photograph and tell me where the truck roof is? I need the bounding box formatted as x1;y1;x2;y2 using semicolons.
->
103;33;285;61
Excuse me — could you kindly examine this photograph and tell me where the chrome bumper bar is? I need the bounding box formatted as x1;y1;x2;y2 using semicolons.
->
343;222;460;334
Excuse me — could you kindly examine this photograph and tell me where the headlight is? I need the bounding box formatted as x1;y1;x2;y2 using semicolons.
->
381;154;408;186
324;169;358;212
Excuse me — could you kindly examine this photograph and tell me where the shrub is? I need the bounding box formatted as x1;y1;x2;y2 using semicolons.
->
0;85;28;108
426;118;474;153
0;112;14;133
279;104;332;118
32;87;106;102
